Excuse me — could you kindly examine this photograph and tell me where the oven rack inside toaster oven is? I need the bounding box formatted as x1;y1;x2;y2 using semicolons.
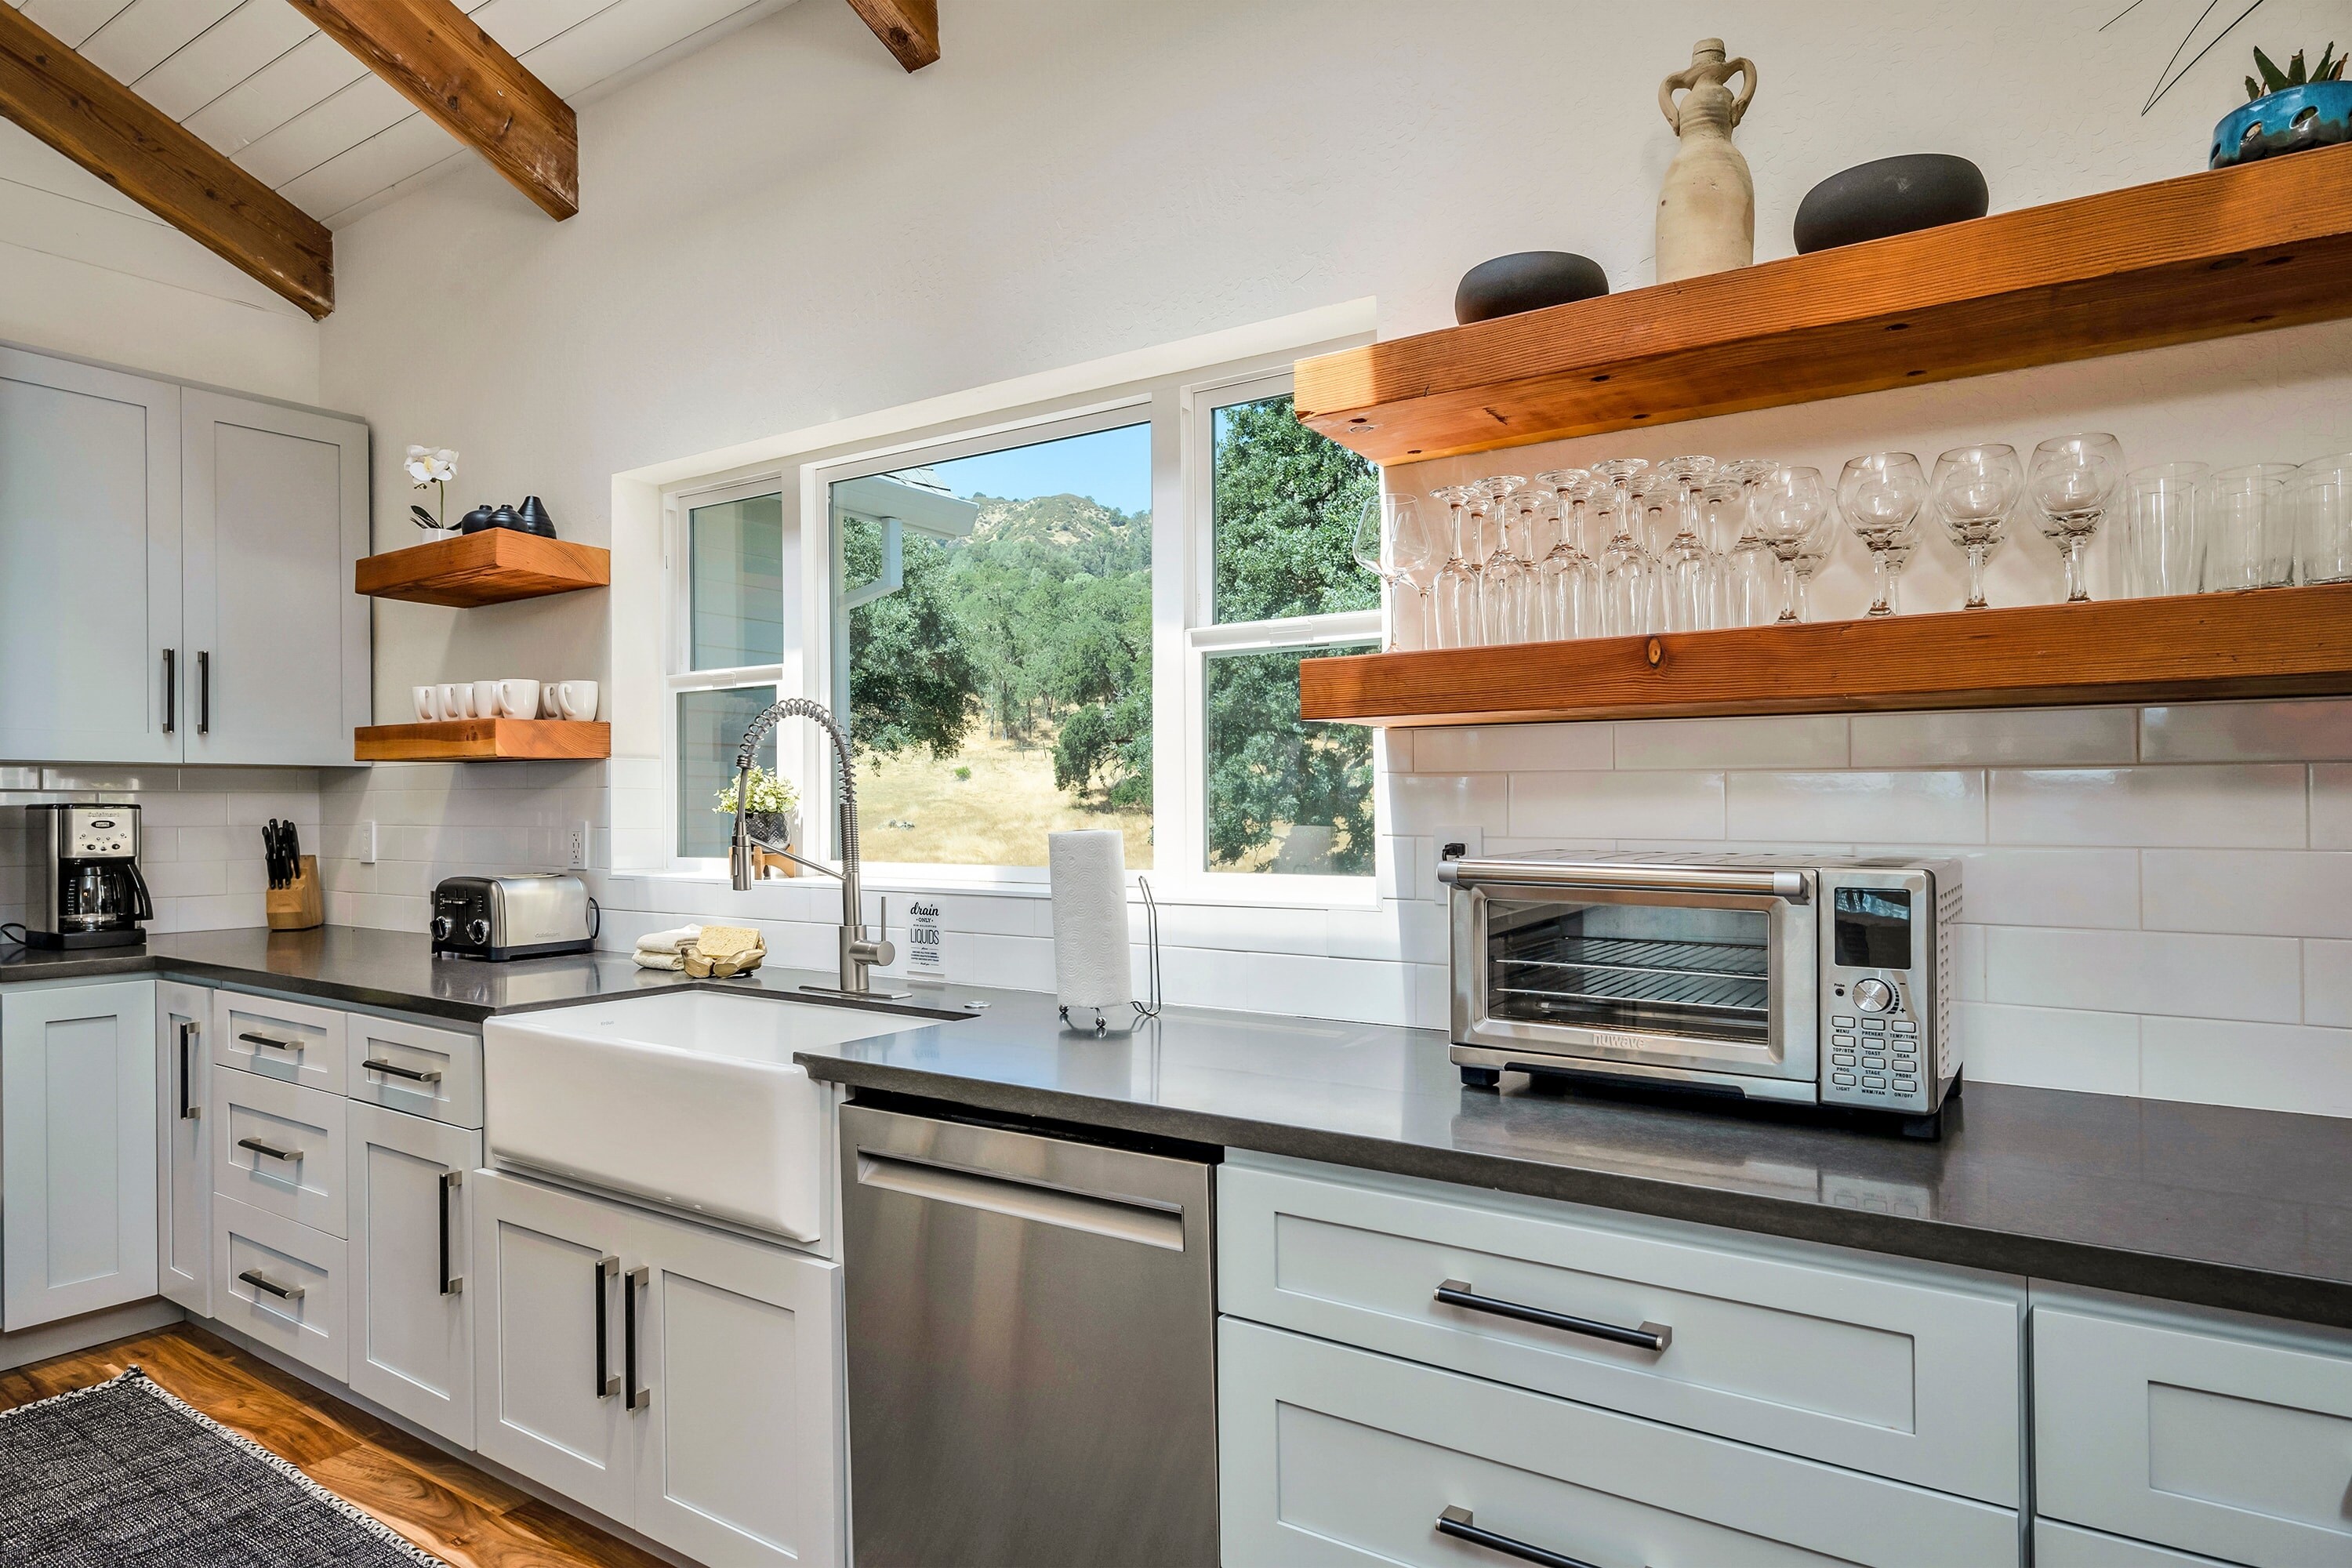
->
1490;932;1771;1025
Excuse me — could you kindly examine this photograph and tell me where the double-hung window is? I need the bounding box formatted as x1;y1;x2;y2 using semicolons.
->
666;478;789;860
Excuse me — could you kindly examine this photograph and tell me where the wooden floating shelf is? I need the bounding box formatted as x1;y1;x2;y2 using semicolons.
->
1299;583;2352;728
354;719;611;761
1297;142;2352;466
355;530;611;607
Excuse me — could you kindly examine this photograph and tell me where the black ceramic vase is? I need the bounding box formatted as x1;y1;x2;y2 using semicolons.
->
514;495;557;538
1454;252;1610;325
457;503;497;534
1793;154;1988;255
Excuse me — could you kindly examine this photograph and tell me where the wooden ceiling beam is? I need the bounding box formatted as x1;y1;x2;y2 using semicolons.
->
285;0;579;220
844;0;939;71
0;3;333;317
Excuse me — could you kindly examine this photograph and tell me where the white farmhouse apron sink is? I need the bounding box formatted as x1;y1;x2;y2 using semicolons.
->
482;989;931;1243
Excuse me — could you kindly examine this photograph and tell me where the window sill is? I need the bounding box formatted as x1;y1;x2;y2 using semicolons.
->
609;863;1382;913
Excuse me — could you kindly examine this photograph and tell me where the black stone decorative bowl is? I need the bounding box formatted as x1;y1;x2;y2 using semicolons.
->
1454;252;1610;325
1793;154;1989;255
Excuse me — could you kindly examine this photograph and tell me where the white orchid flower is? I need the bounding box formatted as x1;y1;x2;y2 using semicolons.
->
403;445;458;488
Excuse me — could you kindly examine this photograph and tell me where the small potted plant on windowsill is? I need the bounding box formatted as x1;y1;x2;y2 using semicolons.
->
716;765;800;878
2213;43;2352;167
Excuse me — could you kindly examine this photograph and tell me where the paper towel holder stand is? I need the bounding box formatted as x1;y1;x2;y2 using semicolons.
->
1060;877;1163;1037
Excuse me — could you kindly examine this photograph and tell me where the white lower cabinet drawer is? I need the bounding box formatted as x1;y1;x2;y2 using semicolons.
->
347;1014;483;1129
2035;1520;2237;1567
2036;1303;2352;1566
215;1192;348;1381
213;992;345;1094
1218;1318;2019;1567
1218;1157;2023;1504
213;1065;346;1236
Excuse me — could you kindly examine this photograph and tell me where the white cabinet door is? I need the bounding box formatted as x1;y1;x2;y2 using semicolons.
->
156;981;213;1317
473;1170;636;1523
180;389;368;764
2;980;158;1330
625;1204;843;1568
348;1102;479;1448
0;347;181;763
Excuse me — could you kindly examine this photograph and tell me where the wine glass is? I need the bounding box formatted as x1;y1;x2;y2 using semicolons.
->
1475;475;1528;644
1838;452;1927;617
1793;506;1838;621
1426;485;1479;648
1352;492;1438;650
1930;444;2022;610
1661;495;1714;632
1534;469;1594;640
1751;466;1828;623
1592;481;1652;636
2027;433;2125;603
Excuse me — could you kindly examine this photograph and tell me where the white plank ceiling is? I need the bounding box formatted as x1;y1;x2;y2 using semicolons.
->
5;0;797;227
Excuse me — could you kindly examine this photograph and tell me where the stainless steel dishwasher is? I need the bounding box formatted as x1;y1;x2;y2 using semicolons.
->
839;1101;1218;1567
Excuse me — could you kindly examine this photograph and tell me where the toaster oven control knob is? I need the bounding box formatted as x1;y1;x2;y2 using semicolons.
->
430;915;453;942
1852;977;1896;1014
465;917;491;946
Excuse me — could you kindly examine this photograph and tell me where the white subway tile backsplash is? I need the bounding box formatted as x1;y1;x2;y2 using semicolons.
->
1985;926;2303;1023
2315;764;2352;849
2141;699;2352;763
2141;850;2352;938
1612;714;1848;771
1413;723;1610;774
2309;941;2352;1027
1511;770;1725;839
1961;1003;2140;1096
2141;1018;2352;1116
1725;771;1984;844
1955;848;2139;930
1989;764;2307;848
1849;707;2136;768
1381;771;1509;834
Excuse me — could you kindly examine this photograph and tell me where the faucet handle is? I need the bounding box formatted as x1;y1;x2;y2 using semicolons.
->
876;896;887;936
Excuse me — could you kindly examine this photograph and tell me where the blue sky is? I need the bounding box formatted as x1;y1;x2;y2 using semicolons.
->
916;421;1152;515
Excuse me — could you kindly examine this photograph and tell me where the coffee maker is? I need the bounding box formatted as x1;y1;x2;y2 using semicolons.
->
24;804;152;949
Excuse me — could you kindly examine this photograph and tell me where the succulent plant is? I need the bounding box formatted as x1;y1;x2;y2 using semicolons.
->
2247;42;2345;100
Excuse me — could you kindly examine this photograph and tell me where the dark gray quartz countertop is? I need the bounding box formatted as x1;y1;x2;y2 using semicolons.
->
9;926;2352;1330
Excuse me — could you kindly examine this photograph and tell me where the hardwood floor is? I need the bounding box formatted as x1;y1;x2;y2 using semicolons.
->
0;1323;670;1568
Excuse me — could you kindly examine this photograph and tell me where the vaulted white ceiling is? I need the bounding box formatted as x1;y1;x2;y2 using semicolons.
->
5;0;797;227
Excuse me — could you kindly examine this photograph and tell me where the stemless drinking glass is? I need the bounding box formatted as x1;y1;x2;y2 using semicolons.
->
1352;493;1437;651
2208;462;2295;590
1929;443;2022;610
1427;485;1479;648
2122;463;2209;599
2027;434;2125;603
1838;452;1927;617
2301;455;2352;585
1752;466;1827;623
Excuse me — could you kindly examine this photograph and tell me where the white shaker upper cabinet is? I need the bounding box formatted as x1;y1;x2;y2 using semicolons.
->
181;390;369;765
0;349;182;764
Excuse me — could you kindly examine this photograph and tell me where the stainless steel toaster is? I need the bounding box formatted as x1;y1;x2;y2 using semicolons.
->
430;873;595;960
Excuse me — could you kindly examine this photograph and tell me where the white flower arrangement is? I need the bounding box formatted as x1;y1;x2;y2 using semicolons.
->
716;764;800;818
405;445;459;532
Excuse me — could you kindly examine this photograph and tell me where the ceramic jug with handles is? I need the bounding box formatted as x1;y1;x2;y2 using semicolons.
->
1657;38;1758;284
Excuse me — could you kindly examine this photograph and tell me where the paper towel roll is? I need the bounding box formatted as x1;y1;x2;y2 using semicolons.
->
1051;829;1132;1018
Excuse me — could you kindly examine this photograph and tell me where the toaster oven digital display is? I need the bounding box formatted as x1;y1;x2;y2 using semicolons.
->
1832;887;1913;969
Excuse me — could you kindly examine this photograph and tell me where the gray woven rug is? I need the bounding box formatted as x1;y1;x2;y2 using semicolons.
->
0;1366;450;1567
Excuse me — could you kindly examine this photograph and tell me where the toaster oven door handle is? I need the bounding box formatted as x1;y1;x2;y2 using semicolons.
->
1435;1279;1672;1352
1435;1506;1608;1568
1437;858;1809;902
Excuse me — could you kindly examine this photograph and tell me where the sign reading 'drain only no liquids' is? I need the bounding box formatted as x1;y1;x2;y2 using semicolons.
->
905;899;945;978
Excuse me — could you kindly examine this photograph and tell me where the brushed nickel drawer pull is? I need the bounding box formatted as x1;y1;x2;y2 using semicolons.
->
364;1058;442;1084
238;1031;299;1053
177;1021;200;1120
1436;1505;1606;1568
594;1255;619;1397
237;1137;303;1165
438;1171;463;1296
624;1265;652;1412
238;1269;304;1303
1435;1279;1672;1352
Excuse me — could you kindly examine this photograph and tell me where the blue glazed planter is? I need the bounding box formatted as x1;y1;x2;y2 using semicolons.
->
2212;81;2352;168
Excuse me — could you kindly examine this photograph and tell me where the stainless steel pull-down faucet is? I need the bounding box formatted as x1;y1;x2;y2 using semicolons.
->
729;697;903;1000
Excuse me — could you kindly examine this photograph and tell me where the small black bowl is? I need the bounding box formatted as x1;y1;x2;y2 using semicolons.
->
456;503;496;535
487;504;524;532
1454;251;1610;325
1793;154;1988;255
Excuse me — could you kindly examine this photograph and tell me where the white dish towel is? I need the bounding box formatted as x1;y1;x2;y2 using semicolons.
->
633;924;703;970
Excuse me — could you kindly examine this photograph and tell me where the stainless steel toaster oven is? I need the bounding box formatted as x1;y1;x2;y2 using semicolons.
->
1442;852;1960;1126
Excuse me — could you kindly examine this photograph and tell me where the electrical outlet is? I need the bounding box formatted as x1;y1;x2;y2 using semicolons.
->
566;821;590;869
1434;826;1485;863
360;821;377;865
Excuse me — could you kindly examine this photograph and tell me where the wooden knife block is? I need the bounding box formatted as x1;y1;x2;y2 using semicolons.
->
267;855;324;931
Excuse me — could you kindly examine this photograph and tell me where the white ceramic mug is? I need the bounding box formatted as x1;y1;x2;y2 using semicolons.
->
557;681;599;721
437;683;474;720
542;681;562;719
412;685;439;721
471;680;500;722
495;678;539;719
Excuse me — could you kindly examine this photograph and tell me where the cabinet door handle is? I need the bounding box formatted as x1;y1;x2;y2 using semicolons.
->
438;1171;463;1296
162;648;176;735
624;1265;652;1412
177;1022;201;1120
238;1031;299;1054
237;1136;303;1166
1435;1279;1672;1353
593;1255;619;1397
363;1057;442;1084
1436;1506;1606;1568
196;649;210;735
238;1269;305;1303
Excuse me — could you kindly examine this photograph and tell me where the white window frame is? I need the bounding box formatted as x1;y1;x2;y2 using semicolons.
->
649;320;1381;906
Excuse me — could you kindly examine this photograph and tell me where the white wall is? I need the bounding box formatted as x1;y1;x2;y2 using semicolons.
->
0;123;321;404
308;0;2352;1115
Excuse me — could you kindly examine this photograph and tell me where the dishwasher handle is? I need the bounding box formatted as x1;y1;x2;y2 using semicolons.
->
853;1151;1185;1250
